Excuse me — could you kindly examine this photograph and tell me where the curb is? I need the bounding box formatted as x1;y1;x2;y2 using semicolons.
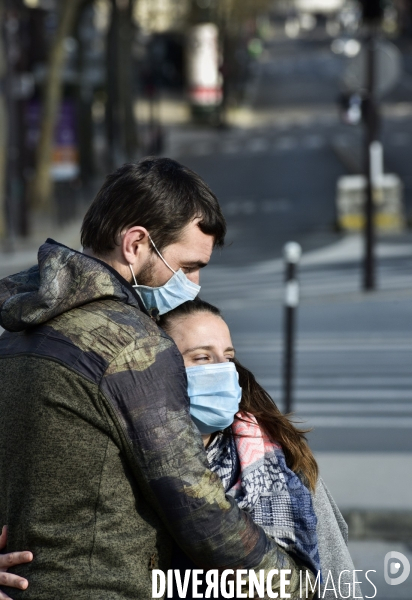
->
343;510;412;542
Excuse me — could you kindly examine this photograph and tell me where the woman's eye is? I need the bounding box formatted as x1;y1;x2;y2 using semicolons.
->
194;355;209;362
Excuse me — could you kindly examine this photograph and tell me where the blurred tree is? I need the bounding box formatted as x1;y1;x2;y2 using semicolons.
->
395;0;412;34
32;0;139;212
31;0;88;211
106;0;138;168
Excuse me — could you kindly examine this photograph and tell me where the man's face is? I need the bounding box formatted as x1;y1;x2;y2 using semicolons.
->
136;218;214;288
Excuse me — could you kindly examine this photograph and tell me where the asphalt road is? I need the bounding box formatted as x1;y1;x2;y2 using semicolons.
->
167;36;412;266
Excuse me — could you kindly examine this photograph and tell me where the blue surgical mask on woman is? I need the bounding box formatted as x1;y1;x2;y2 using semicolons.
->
186;362;242;434
130;235;200;317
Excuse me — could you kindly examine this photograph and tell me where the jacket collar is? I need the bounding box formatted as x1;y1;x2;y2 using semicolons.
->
0;238;149;332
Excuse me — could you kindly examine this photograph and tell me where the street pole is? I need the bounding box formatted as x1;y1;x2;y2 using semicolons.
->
106;0;120;170
282;242;302;415
361;0;383;291
363;30;378;291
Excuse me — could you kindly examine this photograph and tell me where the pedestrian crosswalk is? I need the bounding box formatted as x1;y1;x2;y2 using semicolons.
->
230;333;412;429
167;123;412;160
202;252;412;308
168;131;329;158
259;49;340;79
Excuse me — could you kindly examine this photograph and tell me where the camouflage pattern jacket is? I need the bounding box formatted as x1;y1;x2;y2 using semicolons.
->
0;240;312;599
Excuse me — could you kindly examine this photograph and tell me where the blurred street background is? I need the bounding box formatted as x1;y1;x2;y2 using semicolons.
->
1;0;412;597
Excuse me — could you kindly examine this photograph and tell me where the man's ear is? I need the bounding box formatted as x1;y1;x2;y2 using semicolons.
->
122;227;150;267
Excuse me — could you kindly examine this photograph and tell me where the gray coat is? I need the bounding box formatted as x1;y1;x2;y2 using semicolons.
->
313;478;363;600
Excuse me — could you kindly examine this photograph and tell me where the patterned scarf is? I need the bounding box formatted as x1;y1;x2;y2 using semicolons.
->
206;412;321;576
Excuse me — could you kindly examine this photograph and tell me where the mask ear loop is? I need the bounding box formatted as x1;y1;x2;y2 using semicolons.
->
129;264;139;286
148;235;176;274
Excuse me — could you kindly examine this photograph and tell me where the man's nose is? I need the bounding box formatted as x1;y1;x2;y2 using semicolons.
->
186;271;200;285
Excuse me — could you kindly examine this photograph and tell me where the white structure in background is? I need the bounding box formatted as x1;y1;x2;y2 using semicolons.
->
187;24;222;112
294;0;345;13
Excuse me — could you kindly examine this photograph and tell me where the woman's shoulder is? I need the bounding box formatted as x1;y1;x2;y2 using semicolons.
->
314;477;349;544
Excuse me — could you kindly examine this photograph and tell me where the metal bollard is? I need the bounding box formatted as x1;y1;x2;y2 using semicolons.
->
283;242;302;415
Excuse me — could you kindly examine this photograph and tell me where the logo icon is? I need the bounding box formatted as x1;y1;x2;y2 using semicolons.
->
384;551;411;586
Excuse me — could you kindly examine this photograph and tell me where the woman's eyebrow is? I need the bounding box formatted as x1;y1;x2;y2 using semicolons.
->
182;345;235;355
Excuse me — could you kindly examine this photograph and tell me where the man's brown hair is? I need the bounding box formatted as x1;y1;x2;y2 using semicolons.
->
81;157;226;255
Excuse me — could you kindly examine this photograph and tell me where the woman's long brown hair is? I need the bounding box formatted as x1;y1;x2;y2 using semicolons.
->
158;298;319;491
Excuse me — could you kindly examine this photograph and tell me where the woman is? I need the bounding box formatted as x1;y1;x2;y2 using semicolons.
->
158;299;362;600
1;298;362;599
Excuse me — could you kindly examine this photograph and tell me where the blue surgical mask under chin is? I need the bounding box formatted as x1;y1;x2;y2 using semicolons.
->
129;236;200;317
186;362;242;434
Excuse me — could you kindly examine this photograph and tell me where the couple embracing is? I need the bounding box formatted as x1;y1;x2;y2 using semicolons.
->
0;158;361;600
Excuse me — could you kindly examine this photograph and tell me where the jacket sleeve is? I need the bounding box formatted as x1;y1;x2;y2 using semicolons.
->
99;335;314;597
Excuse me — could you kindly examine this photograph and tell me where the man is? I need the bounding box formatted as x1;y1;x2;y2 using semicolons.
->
0;158;312;599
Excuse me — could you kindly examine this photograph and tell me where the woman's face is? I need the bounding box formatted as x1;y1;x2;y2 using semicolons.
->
167;313;235;367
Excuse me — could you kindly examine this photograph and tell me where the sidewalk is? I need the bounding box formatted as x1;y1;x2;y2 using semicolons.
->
317;452;412;535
